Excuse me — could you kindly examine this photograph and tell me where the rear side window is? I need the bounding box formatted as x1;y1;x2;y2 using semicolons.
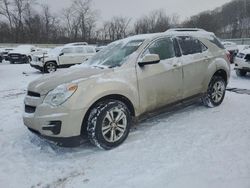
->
144;38;175;60
75;47;85;53
177;36;207;55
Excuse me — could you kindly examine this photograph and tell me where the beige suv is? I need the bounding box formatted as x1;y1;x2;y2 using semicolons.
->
23;29;230;149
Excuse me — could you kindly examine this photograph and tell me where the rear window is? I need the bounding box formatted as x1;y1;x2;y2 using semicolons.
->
209;37;225;49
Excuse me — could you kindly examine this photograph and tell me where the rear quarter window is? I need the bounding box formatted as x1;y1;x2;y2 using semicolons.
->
209;37;225;49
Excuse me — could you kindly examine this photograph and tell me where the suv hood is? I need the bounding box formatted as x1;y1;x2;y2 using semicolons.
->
28;66;110;95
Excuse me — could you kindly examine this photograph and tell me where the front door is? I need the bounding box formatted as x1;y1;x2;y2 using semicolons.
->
136;37;183;113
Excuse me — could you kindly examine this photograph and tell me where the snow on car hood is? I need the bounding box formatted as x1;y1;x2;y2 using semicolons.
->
28;66;111;95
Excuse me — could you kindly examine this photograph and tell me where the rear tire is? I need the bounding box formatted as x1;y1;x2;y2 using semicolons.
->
202;75;226;108
44;62;57;73
87;100;131;150
236;69;247;77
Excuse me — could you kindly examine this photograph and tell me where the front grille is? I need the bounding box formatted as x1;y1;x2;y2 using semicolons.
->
25;105;36;113
27;91;40;97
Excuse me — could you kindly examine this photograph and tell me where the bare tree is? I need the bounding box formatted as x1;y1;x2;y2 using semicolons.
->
134;9;171;34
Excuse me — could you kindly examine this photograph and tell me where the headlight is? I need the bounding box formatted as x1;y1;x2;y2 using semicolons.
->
44;83;78;106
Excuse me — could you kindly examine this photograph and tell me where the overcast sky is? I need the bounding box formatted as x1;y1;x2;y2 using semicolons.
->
40;0;232;21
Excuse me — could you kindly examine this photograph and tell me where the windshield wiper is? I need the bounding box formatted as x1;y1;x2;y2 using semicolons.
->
108;64;121;69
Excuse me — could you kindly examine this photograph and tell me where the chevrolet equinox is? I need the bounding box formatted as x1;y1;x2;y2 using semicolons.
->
23;29;230;150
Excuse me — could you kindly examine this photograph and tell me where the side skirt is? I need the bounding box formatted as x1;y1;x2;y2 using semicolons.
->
135;93;204;123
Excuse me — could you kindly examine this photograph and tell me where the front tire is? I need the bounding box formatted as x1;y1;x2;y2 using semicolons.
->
236;69;247;77
87;100;132;150
44;62;57;73
202;76;226;108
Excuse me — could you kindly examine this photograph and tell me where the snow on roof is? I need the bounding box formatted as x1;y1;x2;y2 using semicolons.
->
64;42;88;47
107;28;217;47
165;28;216;40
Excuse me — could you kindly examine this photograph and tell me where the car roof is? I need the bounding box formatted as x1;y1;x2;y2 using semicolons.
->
63;45;94;49
64;42;88;47
165;28;216;39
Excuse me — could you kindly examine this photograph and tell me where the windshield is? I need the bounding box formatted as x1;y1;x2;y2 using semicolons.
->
87;39;144;68
48;47;63;56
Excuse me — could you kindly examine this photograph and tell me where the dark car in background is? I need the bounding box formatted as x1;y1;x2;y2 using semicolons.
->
8;45;36;64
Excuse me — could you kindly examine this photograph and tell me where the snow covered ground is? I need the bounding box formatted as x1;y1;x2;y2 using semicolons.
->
0;63;250;188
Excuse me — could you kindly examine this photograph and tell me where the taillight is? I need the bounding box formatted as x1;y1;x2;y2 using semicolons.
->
226;52;231;64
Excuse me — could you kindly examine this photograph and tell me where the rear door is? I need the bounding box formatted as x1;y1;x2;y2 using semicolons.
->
176;36;210;98
136;37;183;113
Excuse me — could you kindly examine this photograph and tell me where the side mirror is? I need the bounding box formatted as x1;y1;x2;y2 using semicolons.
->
59;52;64;56
138;54;160;67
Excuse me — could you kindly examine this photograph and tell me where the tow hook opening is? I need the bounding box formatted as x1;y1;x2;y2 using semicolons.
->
42;121;62;135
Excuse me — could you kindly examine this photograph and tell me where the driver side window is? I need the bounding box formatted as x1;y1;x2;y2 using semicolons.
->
143;38;175;60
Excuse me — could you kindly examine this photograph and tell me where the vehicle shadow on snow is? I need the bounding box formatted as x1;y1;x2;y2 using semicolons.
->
28;134;99;155
22;71;44;76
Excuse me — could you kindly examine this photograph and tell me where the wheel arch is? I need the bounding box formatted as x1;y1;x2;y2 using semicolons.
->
45;60;58;67
212;69;228;84
81;94;135;135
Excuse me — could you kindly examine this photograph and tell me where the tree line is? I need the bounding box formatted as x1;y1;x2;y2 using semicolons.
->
0;0;249;44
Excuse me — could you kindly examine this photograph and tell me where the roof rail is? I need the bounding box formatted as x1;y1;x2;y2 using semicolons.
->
166;28;206;32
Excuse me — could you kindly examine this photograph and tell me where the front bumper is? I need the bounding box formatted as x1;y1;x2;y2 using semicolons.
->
28;127;83;147
234;58;250;71
23;94;87;147
30;61;43;71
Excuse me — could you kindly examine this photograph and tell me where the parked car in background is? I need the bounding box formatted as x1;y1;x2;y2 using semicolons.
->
234;48;250;76
23;29;230;149
0;47;14;62
222;41;238;63
237;45;250;52
64;42;88;47
30;48;51;61
0;48;4;63
0;51;2;63
30;45;96;73
8;45;36;64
